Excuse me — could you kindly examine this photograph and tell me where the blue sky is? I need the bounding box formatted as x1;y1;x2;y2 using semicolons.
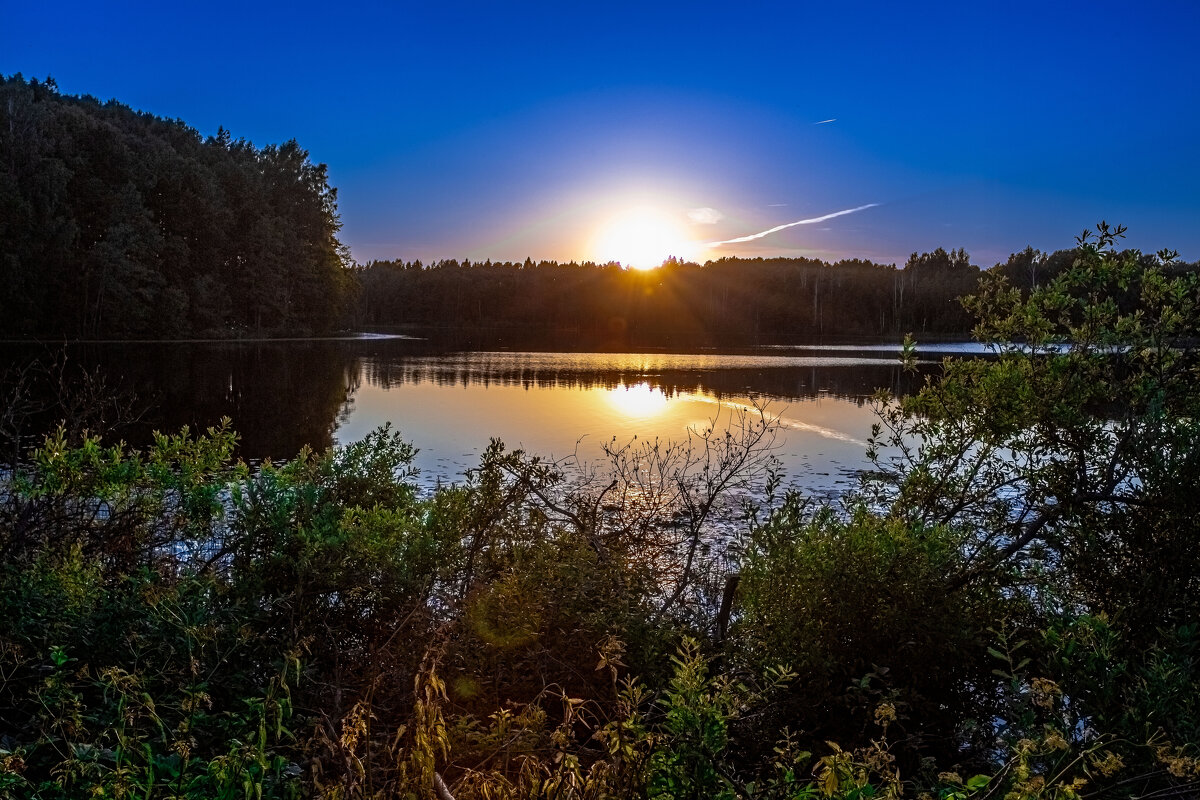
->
4;0;1199;266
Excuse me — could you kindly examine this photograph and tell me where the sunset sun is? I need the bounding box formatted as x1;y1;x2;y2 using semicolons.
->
592;205;698;270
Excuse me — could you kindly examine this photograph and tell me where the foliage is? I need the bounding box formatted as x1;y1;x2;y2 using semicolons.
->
2;224;1199;798
0;74;351;338
351;242;1197;346
351;250;984;344
868;224;1200;595
862;223;1200;793
734;500;1021;770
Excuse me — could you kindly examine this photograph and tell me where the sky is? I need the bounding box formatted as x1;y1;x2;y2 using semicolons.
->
4;0;1199;268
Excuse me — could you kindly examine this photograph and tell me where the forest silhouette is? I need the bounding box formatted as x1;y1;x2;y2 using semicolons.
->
7;74;1195;343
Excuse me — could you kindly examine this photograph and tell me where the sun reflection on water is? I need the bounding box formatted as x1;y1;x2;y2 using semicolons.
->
607;382;669;418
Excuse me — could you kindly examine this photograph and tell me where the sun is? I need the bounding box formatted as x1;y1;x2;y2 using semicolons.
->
592;206;699;270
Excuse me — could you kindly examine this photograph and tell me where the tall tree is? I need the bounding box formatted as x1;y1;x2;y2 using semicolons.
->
0;74;352;338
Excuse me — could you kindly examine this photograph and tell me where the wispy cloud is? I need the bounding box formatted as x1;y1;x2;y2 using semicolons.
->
687;207;723;225
814;118;837;124
707;203;879;247
767;203;788;207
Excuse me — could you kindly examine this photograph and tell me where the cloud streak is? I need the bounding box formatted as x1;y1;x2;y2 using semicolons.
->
814;118;837;124
706;203;879;246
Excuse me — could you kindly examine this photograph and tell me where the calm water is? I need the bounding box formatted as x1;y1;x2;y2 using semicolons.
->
2;337;982;496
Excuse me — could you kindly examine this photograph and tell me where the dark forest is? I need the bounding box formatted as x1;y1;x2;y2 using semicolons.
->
0;75;350;338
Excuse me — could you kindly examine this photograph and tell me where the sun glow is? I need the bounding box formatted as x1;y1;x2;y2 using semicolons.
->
592;206;700;270
607;382;670;418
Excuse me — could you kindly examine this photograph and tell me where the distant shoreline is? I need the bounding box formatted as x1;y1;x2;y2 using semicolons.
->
0;332;423;345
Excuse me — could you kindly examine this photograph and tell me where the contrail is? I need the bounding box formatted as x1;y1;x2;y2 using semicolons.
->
707;203;879;247
815;118;837;124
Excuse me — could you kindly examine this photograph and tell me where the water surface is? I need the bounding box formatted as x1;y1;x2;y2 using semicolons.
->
1;338;970;496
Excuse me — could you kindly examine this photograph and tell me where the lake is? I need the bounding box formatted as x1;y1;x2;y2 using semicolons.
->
1;336;983;497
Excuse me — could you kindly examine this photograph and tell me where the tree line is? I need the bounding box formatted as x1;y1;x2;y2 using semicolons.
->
0;74;351;338
352;251;983;343
354;246;1200;344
